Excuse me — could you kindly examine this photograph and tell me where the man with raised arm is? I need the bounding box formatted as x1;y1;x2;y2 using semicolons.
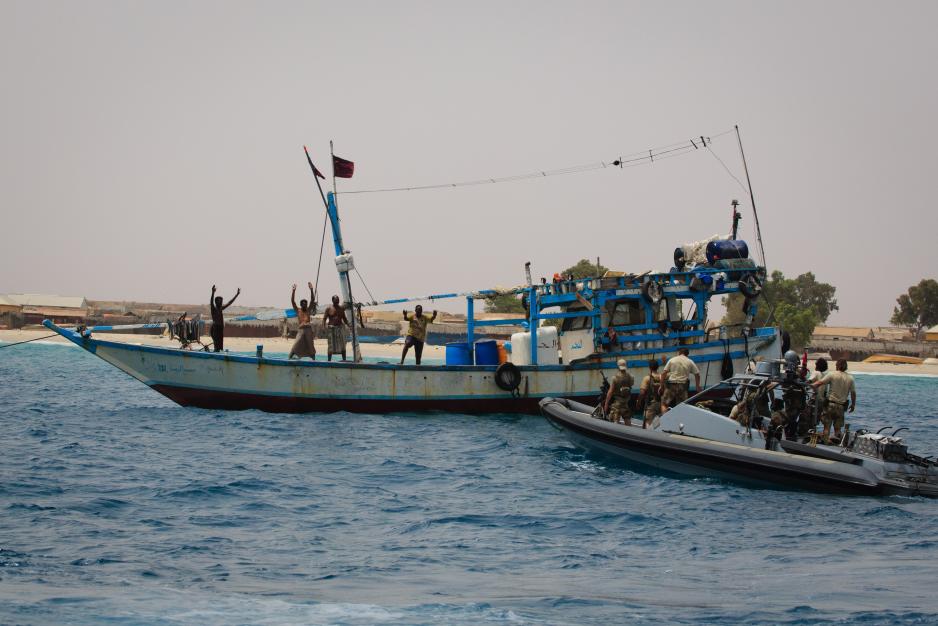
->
209;284;240;352
289;282;317;360
400;305;437;365
323;295;350;362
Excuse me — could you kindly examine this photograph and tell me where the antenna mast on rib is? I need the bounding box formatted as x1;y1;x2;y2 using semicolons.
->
734;125;766;271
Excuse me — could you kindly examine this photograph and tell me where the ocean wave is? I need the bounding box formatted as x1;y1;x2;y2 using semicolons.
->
2;347;938;625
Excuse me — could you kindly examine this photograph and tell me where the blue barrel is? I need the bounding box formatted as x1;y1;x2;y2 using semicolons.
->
474;340;499;366
705;239;749;265
445;342;472;365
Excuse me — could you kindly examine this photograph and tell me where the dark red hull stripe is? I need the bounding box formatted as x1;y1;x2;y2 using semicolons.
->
151;384;550;414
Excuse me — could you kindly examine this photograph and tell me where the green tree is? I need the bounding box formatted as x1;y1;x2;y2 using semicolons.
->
721;270;838;346
483;292;525;314
790;272;839;322
773;303;820;350
560;258;608;279
890;278;938;338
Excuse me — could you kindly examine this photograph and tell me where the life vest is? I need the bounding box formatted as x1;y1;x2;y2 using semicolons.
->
645;373;661;404
612;373;633;399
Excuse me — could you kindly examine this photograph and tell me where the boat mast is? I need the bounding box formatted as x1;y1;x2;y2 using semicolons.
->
326;192;361;362
329;140;361;362
734;125;766;271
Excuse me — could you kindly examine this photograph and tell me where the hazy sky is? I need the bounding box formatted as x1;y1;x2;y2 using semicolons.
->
2;1;936;325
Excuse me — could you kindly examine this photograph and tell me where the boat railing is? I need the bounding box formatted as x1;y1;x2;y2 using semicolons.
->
459;265;766;365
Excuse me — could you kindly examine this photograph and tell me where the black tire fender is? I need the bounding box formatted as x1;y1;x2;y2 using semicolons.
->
642;280;664;304
739;274;762;298
494;362;522;391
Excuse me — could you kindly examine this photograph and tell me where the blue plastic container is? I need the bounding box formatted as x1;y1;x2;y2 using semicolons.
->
705;239;749;265
474;340;499;366
445;342;472;366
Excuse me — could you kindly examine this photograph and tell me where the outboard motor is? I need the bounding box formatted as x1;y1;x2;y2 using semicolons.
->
854;433;910;462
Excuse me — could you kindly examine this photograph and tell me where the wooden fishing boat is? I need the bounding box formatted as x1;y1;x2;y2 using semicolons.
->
44;138;781;415
43;319;776;414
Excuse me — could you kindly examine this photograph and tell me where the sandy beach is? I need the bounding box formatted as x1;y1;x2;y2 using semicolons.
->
0;328;445;361
4;328;937;376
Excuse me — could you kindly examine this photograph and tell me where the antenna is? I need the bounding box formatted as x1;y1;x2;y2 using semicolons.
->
730;199;741;240
735;126;766;270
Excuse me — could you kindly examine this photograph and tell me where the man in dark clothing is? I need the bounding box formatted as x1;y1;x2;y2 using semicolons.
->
210;284;240;352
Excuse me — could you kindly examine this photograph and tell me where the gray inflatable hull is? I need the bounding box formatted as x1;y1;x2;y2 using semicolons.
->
540;398;885;495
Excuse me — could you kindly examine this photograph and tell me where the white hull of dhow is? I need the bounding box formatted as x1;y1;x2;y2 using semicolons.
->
45;321;779;415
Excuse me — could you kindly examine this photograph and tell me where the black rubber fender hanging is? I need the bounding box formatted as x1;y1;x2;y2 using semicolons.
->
739;274;762;298
494;362;522;391
642;280;664;304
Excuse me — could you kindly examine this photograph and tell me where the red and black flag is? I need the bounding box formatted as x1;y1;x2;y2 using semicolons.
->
332;155;355;178
303;146;325;179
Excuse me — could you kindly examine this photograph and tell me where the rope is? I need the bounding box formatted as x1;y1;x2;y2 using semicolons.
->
313;211;328;300
706;144;749;194
0;333;59;349
341;128;736;195
354;268;378;304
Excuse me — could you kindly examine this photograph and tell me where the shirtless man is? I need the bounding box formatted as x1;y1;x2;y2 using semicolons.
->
209;284;240;352
289;282;317;360
322;295;350;361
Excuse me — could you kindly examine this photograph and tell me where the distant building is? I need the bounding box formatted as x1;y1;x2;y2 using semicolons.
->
0;295;23;329
926;325;938;342
1;293;89;326
872;326;913;341
811;326;874;342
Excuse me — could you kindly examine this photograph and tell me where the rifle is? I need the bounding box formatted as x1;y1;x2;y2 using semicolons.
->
592;370;611;419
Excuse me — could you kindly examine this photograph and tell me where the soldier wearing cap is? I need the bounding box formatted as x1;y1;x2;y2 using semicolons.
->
812;358;856;444
603;358;634;424
660;347;701;412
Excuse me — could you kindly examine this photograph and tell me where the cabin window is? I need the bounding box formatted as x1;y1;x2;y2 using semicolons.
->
561;307;591;331
606;300;644;327
670;298;683;321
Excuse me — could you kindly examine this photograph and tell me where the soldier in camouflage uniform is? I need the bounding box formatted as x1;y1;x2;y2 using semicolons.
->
812;359;857;444
660;348;701;412
636;359;663;429
603;359;634;424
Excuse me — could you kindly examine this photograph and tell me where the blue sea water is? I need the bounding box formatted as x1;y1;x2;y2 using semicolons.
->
2;342;938;625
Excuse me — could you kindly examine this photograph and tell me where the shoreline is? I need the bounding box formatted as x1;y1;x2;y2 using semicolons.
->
4;329;938;376
0;328;445;361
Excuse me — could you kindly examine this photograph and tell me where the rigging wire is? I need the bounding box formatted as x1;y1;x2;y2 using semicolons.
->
341;128;736;195
706;144;749;195
354;268;378;305
706;142;766;267
0;333;58;349
314;126;751;311
313;211;328;307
